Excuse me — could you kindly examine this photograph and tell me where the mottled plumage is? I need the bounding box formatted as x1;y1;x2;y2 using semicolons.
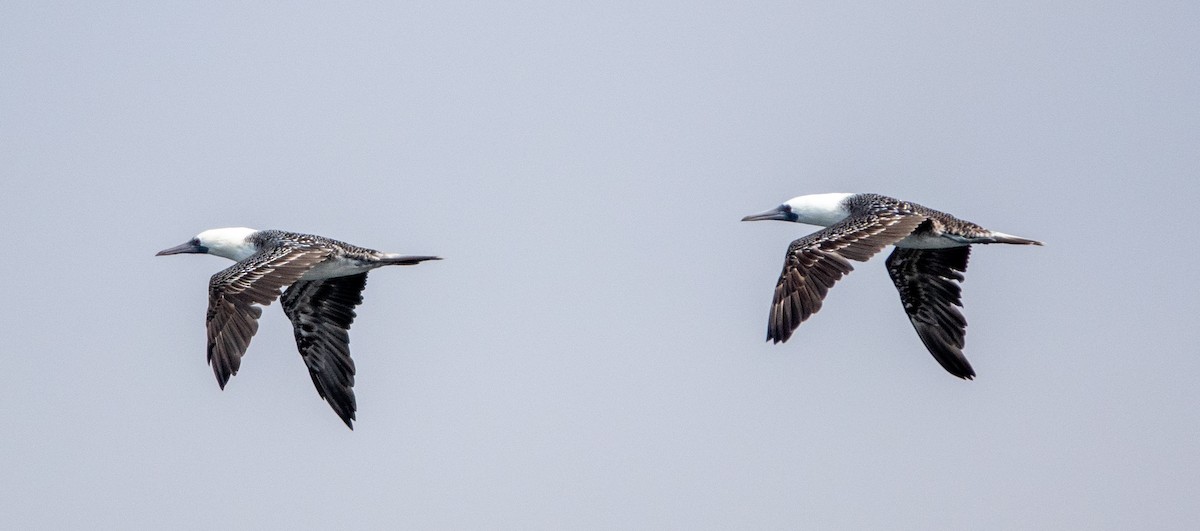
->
743;193;1041;379
159;228;439;428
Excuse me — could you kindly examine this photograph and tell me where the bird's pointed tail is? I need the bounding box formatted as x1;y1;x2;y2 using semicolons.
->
380;254;442;265
989;232;1044;246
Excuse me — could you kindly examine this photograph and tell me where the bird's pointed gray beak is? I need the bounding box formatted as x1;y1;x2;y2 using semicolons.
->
156;240;207;256
741;205;797;222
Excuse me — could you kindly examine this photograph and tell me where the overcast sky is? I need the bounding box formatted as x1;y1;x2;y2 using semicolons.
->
2;1;1198;529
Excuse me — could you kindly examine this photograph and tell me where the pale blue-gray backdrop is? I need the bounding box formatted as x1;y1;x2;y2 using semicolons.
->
2;1;1197;529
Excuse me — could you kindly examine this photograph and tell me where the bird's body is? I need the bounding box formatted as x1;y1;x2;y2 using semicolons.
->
157;228;439;429
742;193;1042;379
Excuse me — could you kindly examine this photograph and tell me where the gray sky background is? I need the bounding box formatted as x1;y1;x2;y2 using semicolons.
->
3;1;1198;529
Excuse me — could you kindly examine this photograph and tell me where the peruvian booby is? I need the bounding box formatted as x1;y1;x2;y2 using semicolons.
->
742;193;1042;379
157;228;440;429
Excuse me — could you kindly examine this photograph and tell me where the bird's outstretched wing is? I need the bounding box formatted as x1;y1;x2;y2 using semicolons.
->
768;210;925;343
206;245;330;388
281;273;368;429
885;246;975;379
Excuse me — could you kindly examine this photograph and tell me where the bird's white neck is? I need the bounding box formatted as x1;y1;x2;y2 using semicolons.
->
197;227;260;262
785;193;853;227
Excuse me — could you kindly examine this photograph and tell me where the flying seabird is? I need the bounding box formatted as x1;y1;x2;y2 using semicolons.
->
742;193;1042;379
157;228;440;429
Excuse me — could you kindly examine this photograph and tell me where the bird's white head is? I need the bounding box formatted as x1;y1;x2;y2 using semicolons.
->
742;193;852;227
156;227;260;262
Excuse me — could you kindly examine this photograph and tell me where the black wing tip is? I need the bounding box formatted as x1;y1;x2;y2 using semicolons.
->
949;368;977;380
212;367;233;389
936;356;976;380
334;404;357;430
321;397;358;430
921;334;973;379
766;328;793;344
321;388;358;431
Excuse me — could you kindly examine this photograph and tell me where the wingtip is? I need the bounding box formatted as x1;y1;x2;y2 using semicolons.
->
340;412;356;430
766;327;793;344
945;365;976;380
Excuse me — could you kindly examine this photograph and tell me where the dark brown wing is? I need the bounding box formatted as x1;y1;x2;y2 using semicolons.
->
206;246;330;389
280;273;368;430
768;212;925;343
885;246;974;379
